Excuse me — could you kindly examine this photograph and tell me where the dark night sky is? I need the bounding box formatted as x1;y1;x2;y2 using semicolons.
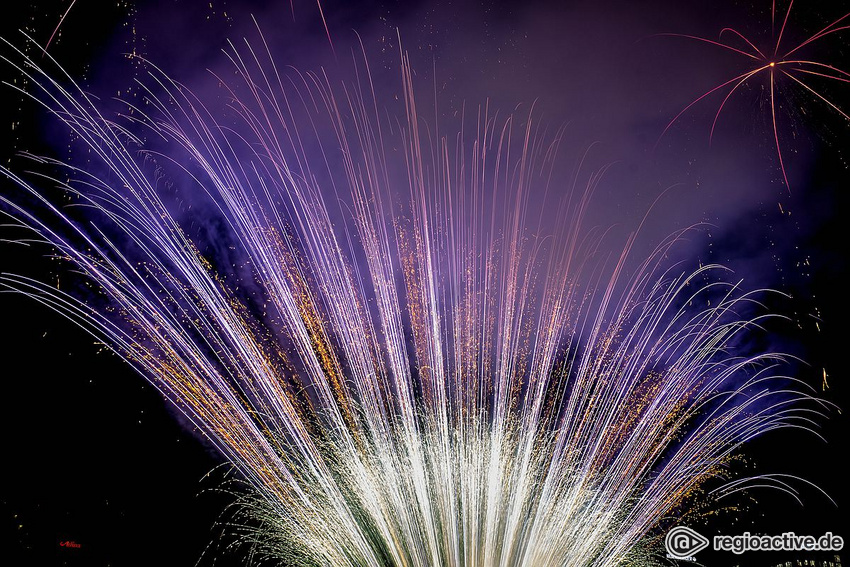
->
0;1;846;566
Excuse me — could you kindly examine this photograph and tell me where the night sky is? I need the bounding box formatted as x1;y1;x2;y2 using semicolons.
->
1;1;847;566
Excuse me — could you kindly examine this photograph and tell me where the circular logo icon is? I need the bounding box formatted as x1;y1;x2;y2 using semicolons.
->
665;526;710;559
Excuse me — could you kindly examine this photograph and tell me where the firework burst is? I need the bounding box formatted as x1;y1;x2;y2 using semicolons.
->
0;27;826;567
656;0;850;190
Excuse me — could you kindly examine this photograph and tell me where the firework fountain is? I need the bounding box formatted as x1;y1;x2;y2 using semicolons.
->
0;23;826;567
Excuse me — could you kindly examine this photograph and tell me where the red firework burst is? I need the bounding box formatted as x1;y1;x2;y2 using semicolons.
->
657;1;850;190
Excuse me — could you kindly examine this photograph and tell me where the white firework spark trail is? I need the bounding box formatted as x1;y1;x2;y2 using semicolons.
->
0;31;826;567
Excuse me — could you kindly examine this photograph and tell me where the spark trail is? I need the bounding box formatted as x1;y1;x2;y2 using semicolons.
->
0;32;825;567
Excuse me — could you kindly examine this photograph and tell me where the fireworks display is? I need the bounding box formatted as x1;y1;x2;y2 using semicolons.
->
656;1;850;190
0;1;844;566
